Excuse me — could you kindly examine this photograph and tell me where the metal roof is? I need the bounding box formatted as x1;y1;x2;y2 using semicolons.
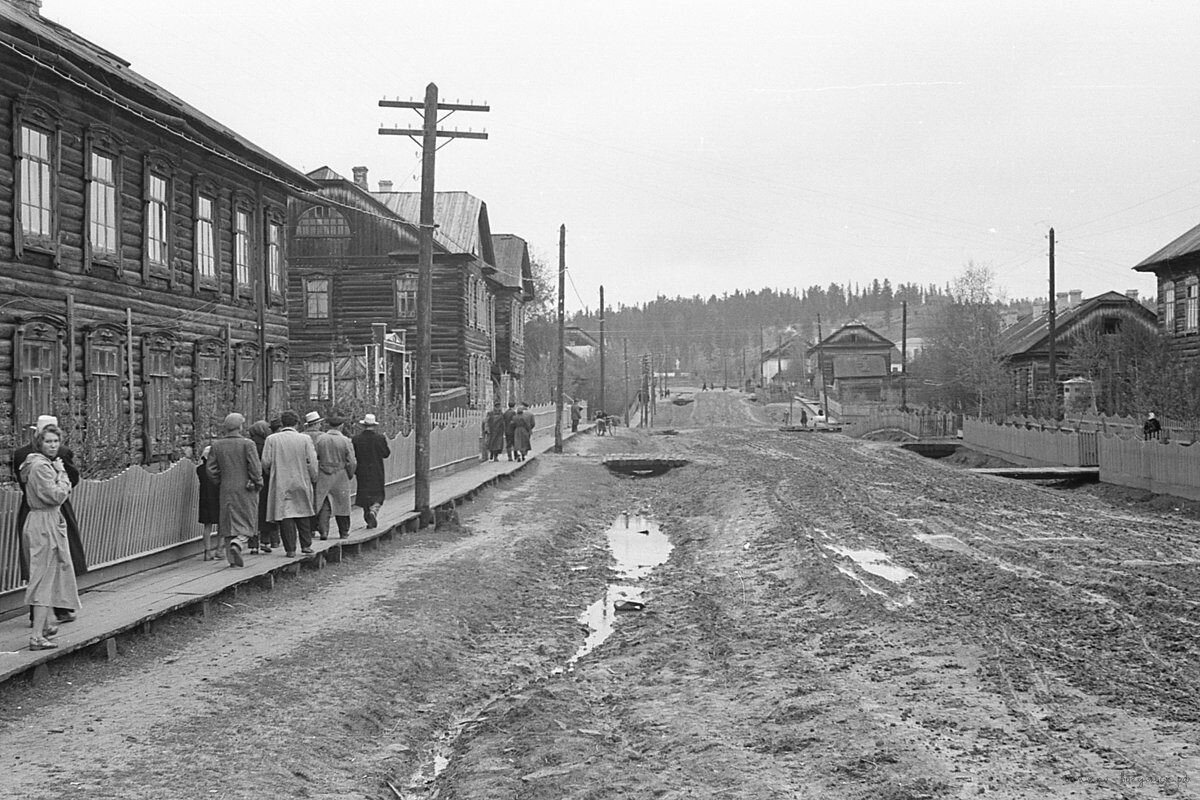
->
1;5;313;188
372;191;496;266
490;234;529;290
1134;220;1200;272
997;291;1155;357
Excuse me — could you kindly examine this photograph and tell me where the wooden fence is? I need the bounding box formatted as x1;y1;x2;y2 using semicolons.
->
1098;433;1200;501
964;419;1098;467
844;409;960;439
1005;413;1200;444
0;404;561;597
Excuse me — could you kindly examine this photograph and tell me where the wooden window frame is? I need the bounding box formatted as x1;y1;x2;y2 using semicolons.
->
306;358;332;401
1186;276;1199;334
304;274;331;322
142;154;176;285
83;126;124;274
265;209;286;303
1162;280;1176;334
267;345;289;418
395;275;417;320
233;341;261;420
142;331;177;459
192;177;220;291
231;193;255;301
13;316;65;430
295;204;351;238
84;324;125;420
12;102;61;264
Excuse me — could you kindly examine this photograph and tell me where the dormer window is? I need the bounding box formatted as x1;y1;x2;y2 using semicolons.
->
296;205;350;237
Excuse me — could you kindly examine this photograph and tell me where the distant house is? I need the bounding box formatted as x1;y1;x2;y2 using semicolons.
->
490;234;535;403
760;336;802;384
0;0;313;471
1133;225;1200;362
998;291;1157;413
808;321;895;402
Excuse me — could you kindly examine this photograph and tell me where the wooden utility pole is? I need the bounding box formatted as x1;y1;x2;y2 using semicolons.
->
900;300;908;411
599;285;606;415
758;325;765;387
817;314;828;418
379;85;488;525
555;225;566;453
623;337;630;426
1047;227;1057;416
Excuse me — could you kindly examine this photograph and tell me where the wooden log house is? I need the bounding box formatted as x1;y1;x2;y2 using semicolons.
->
490;233;535;402
1133;223;1200;364
0;0;314;476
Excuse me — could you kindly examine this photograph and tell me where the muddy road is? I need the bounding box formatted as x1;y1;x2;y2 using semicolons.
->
1;389;1198;799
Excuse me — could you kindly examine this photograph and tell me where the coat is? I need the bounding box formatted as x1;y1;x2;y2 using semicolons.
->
196;453;221;525
352;429;391;508
20;452;81;611
483;409;507;452
12;442;86;581
205;433;263;539
314;429;356;516
512;411;533;453
261;427;318;522
502;408;517;444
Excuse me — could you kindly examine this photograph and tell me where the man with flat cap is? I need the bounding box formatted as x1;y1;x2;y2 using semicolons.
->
204;412;263;567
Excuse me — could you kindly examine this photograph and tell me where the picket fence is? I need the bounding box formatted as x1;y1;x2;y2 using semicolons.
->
0;404;560;596
844;409;960;439
1005;413;1200;444
1098;434;1200;501
964;419;1098;467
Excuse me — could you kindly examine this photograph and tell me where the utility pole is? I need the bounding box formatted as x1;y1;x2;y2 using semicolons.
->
623;336;630;426
758;325;765;387
555;224;566;453
817;314;828;418
380;85;488;525
599;285;606;415
1047;227;1057;417
901;300;908;411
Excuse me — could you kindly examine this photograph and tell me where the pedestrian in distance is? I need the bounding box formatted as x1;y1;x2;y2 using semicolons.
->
261;410;319;557
352;413;391;529
483;401;506;462
302;410;326;532
247;420;280;554
1144;412;1162;441
19;423;80;650
195;443;221;560
12;414;87;626
314;415;357;539
800;408;808;428
512;403;534;460
205;413;263;568
570;400;582;433
503;400;518;460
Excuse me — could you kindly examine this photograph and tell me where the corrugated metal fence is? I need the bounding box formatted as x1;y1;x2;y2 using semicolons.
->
1;404;562;597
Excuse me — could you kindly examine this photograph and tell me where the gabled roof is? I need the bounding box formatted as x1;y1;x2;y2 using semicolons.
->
1134;220;1200;272
810;321;895;352
998;291;1157;357
373;191;496;267
490;234;533;296
305;167;421;245
2;5;313;188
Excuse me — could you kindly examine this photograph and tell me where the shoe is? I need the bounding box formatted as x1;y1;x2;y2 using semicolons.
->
260;545;273;554
301;547;314;555
43;624;58;637
365;521;377;529
339;533;350;539
248;548;259;555
364;511;376;527
55;611;76;623
227;540;244;568
285;551;296;558
29;637;58;651
319;535;328;540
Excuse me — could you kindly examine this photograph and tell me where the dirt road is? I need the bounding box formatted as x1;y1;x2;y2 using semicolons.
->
1;389;1197;799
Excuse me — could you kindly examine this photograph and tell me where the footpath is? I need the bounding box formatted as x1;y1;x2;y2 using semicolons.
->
0;425;587;685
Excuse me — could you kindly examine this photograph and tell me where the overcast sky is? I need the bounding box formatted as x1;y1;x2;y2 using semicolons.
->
47;1;1197;312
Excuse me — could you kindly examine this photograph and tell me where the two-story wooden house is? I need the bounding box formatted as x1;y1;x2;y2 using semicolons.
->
1133;223;1200;363
0;0;313;473
808;321;896;402
490;234;535;402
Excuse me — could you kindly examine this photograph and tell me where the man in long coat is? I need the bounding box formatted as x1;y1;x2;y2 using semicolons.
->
502;401;518;460
483;402;506;461
261;410;318;557
512;404;534;460
12;414;87;624
352;413;391;529
205;413;263;567
313;415;356;539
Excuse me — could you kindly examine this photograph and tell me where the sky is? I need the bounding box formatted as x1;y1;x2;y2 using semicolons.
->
42;0;1200;313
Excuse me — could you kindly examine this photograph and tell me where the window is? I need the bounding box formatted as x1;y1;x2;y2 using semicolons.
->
306;359;332;401
88;152;119;258
86;328;123;418
267;347;289;417
234;209;251;290
395;275;417;318
14;318;61;430
143;334;175;458
195;193;217;280
234;344;259;420
304;277;330;320
1163;281;1176;333
466;278;476;328
266;221;283;296
194;340;225;444
19;124;53;241
512;301;524;343
296;205;350;237
1187;277;1199;333
146;172;170;266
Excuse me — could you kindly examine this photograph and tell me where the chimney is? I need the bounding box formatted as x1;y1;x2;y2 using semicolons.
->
1032;302;1044;318
1068;289;1082;308
1055;291;1068;310
351;166;369;190
1125;289;1139;302
378;180;393;193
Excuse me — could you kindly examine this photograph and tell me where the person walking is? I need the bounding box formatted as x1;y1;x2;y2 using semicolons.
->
483;402;506;462
352;413;391;529
195;444;221;560
12;414;87;625
205;413;263;567
261;410;319;558
247;420;280;554
302;410;326;531
570;401;582;433
19;423;80;650
1144;412;1162;441
512;403;534;460
313;415;357;539
502;401;518;460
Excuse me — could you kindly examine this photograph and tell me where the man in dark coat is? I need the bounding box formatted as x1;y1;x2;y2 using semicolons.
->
352;413;391;529
483;402;506;461
502;401;518;460
12;414;87;623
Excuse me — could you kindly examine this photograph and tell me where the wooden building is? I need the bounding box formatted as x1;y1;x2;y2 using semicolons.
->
1133;224;1200;363
808;321;896;402
0;0;313;474
998;291;1157;413
490;234;535;402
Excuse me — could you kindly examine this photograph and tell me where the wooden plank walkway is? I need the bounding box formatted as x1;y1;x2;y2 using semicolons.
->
970;466;1100;479
0;426;587;685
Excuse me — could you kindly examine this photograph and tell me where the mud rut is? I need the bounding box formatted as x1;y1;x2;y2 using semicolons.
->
1;390;1197;800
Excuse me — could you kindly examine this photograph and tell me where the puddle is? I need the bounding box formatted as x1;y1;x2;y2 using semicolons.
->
822;544;917;583
569;513;673;665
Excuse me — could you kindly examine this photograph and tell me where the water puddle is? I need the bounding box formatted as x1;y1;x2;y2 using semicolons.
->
569;513;673;666
822;544;917;583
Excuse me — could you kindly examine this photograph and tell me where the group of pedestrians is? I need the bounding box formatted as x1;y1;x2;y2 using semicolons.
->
197;410;391;567
482;401;534;462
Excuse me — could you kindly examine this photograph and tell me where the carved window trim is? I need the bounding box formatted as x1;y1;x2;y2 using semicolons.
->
84;323;126;420
1186;276;1199;334
264;207;285;303
193;337;228;444
12;101;61;264
142;153;176;285
305;357;332;401
13;315;65;430
395;274;417;320
267;345;289;418
1162;280;1176;334
142;331;177;458
233;341;261;420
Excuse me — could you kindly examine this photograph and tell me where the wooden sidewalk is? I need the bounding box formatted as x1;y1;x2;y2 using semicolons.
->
0;427;585;685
